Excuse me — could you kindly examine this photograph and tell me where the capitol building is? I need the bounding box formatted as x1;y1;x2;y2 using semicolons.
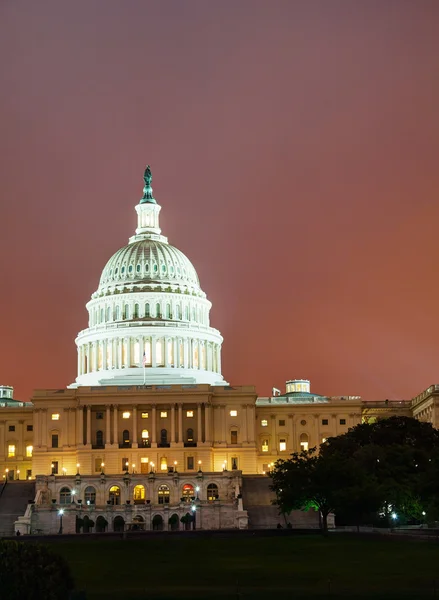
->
0;166;438;535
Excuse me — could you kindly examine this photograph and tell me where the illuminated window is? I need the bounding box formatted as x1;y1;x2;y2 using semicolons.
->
26;445;33;457
230;410;237;417
158;484;170;504
279;439;287;452
8;444;15;457
140;457;148;463
261;419;268;427
51;413;60;421
109;485;121;505
186;410;194;417
182;484;194;501
141;412;149;419
160;411;167;418
133;485;145;501
122;411;130;419
300;433;309;452
207;483;219;501
160;457;167;471
141;429;149;439
262;440;269;452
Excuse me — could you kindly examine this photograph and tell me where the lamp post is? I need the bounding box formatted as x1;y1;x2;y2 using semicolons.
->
132;463;136;474
174;461;178;473
195;486;200;500
16;470;20;481
150;462;155;474
51;463;55;475
76;463;80;475
191;504;196;530
5;468;9;481
125;461;129;474
101;462;105;474
58;509;64;534
62;467;67;476
198;460;202;472
71;490;76;504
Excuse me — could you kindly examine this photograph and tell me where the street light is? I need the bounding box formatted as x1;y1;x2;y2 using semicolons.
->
17;470;20;480
62;467;67;476
132;463;136;474
125;461;129;473
71;490;76;503
195;486;200;500
76;463;80;475
174;461;178;472
58;509;64;534
191;504;197;530
150;462;155;473
198;460;202;472
101;462;105;474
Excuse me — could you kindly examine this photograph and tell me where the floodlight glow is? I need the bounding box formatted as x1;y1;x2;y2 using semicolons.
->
58;509;64;516
391;512;397;520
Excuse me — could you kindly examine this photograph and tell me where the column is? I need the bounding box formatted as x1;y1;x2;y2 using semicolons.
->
113;405;119;446
151;405;157;445
241;405;248;443
151;338;157;368
34;410;41;447
0;420;4;459
92;341;97;371
76;407;83;445
165;339;170;368
288;414;294;452
86;406;92;445
197;403;202;443
171;405;176;444
43;409;49;447
17;420;24;459
126;337;131;368
103;339;107;370
217;345;221;374
246;404;256;444
77;348;81;377
207;344;213;372
105;406;111;445
173;339;178;368
204;404;211;444
178;404;183;443
63;409;69;447
270;414;276;453
221;405;226;443
132;405;138;448
183;339;189;368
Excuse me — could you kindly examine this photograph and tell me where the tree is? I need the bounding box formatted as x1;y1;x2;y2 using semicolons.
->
270;448;356;535
0;540;74;600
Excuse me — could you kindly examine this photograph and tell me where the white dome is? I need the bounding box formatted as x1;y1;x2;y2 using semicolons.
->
96;239;202;298
71;166;225;388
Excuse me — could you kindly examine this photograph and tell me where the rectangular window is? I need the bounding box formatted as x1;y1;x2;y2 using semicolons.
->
279;420;285;427
230;410;237;417
160;411;167;418
122;458;129;472
27;425;33;431
231;457;238;470
140;458;149;473
322;419;329;425
261;419;268;427
279;439;287;452
52;461;58;475
231;430;238;444
51;413;60;421
262;440;269;452
187;456;194;470
96;412;104;420
160;457;167;471
26;445;33;457
141;412;149;419
26;469;32;479
340;419;346;425
51;434;59;448
94;458;102;473
8;425;15;432
122;411;131;419
8;444;15;457
186;410;194;417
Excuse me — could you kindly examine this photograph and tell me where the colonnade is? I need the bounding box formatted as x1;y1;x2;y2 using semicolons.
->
77;336;221;376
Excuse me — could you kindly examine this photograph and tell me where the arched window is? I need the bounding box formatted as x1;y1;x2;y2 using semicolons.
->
113;515;125;532
133;485;145;502
141;429;150;447
156;303;161;318
165;303;171;319
145;303;150;318
158;485;170;505
100;308;104;323
134;303;139;318
184;306;189;321
96;515;107;532
160;429;168;446
109;485;121;505
300;433;309;452
122;429;130;447
182;484;194;502
96;430;103;447
186;428;194;443
59;487;71;504
175;305;181;320
207;483;219;501
84;486;96;505
106;306;111;321
152;514;164;530
124;304;129;320
115;305;120;320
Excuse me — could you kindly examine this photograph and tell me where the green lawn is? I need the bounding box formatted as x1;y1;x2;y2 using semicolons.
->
48;533;439;600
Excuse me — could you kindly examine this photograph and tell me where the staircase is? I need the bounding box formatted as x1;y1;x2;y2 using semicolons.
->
0;480;36;537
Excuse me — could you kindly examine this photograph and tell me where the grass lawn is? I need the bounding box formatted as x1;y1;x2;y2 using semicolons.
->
48;533;439;600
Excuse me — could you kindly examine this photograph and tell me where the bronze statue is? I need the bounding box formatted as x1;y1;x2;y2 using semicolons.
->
144;165;152;187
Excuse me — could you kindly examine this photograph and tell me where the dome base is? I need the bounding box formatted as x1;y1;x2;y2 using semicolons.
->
70;367;226;388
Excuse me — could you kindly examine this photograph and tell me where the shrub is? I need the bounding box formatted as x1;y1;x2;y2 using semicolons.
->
0;540;75;600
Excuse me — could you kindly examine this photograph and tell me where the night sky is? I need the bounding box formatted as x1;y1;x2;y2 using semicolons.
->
1;1;439;402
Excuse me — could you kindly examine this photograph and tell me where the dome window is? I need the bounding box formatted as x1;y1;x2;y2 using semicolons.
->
170;265;174;275
136;264;141;273
161;264;166;273
115;268;119;274
145;263;150;272
153;264;158;274
129;265;133;273
121;266;126;274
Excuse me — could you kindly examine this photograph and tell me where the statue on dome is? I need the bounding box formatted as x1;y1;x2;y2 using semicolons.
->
144;165;152;187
